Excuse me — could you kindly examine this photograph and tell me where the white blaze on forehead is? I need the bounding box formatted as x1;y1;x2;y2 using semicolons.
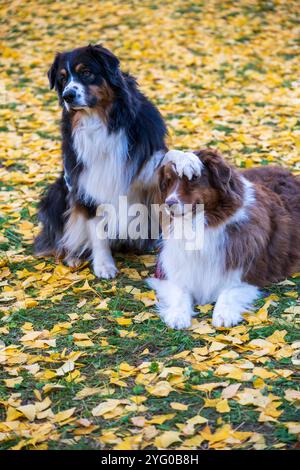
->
63;60;87;106
162;150;203;180
165;181;180;204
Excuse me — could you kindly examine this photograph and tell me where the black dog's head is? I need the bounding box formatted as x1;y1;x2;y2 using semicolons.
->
48;44;123;112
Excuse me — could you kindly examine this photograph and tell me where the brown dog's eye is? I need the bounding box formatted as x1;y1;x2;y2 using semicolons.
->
191;175;199;182
160;181;167;192
160;175;172;192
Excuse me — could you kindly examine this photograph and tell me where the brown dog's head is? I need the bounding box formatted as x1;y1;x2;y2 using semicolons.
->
158;149;244;226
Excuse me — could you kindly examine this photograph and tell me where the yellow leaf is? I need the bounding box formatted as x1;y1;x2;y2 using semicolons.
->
95;299;110;310
184;435;204;447
221;383;241;399
6;406;23;421
35;397;52;413
134;290;156;307
182;414;208;435
253;377;265;389
92;399;122;417
146;381;173;397
154;431;181;449
115;317;132;326
187;415;208;426
0;326;9;335
74;425;99;435
190;320;214;334
25;299;38;308
74;340;94;347
42;370;57;380
209;341;227;352
148;414;176;424
56;360;75;376
134;311;155;323
284;389;300;403
4;377;23;388
139;254;156;267
82;313;95;321
284;306;300;314
170;402;188;411
216;399;230;413
201;424;232;444
195;304;213;313
129;395;147;404
120;268;142;280
193;381;228;392
65;370;81;382
53;407;76;423
43;383;65;394
75;387;114;400
131;416;146;427
110;378;128;387
72;280;93;293
253;367;275;379
284;291;298;298
17;404;36;421
285;422;300;435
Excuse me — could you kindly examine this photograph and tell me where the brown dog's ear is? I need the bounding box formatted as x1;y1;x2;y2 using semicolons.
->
195;149;232;193
48;53;61;90
158;165;167;194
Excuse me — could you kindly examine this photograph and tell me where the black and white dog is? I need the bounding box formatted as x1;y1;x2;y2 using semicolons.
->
35;44;201;278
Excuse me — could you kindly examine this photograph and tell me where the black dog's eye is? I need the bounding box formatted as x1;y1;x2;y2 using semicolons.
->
81;69;92;77
59;74;67;84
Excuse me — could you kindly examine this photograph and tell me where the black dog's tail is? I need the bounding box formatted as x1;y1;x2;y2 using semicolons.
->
34;175;68;257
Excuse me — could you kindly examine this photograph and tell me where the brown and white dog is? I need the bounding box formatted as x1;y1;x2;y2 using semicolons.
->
148;149;300;329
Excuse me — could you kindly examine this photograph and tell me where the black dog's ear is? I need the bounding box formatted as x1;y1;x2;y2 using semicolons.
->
195;149;232;193
89;44;122;88
48;53;61;90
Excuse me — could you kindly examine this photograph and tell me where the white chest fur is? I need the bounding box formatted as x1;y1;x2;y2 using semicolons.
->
72;113;130;206
161;225;241;304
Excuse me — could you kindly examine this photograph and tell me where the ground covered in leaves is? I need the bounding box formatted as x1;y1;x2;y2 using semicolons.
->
0;0;300;450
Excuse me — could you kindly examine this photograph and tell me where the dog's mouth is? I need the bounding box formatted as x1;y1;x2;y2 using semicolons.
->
164;201;200;219
164;202;185;218
66;98;98;112
64;101;90;112
69;104;88;110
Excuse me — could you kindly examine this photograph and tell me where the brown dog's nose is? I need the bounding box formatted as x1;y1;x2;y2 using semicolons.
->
165;198;178;207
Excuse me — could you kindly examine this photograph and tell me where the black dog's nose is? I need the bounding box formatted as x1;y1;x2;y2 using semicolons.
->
62;89;76;103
